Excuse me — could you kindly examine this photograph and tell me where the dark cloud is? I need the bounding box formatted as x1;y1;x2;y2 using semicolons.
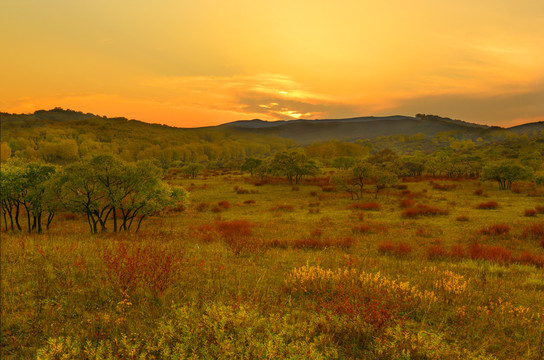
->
387;80;544;126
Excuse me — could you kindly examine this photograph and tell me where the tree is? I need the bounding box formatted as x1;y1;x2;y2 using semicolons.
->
241;157;262;176
373;169;398;198
0;142;11;163
350;162;373;199
332;156;356;170
482;161;533;190
269;151;320;184
21;162;56;233
182;163;203;179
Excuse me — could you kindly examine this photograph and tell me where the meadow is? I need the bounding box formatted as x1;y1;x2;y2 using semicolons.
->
2;169;544;359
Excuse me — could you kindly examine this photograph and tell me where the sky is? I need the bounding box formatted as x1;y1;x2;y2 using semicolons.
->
1;0;543;127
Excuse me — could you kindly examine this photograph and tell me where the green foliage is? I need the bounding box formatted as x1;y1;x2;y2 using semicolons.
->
181;163;203;179
241;157;262;176
269;151;320;184
482;161;533;190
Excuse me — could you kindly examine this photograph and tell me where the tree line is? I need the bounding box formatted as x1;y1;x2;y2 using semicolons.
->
0;155;186;233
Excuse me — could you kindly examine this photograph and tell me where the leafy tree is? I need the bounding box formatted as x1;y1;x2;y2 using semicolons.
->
482;161;533;190
182;163;204;179
373;169;398;198
269;151;320;184
0;162;25;231
331;170;359;200
332;156;356;170
241;158;262;176
21;162;56;233
350;162;374;199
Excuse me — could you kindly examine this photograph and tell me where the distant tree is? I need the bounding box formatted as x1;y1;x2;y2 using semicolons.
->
373;169;398;198
482;161;533;190
241;157;262;176
350;162;374;199
332;156;356;170
0;142;11;163
0;162;25;231
269;151;320;184
21;162;56;233
331;170;359;200
182;163;204;179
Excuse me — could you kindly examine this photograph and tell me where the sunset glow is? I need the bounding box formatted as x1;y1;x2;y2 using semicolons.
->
1;0;543;127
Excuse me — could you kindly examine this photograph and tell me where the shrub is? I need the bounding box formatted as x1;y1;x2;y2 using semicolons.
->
476;201;498;209
432;183;456;190
378;242;412;256
349;202;381;211
399;198;415;208
218;200;231;209
195;202;209;212
402;204;448;218
468;243;512;263
517;251;544;267
535;206;544;214
321;186;336;192
309;191;318;196
521;222;544;240
525;209;537;217
215;220;256;254
456;215;470;222
426;244;448;259
271;204;295;212
103;242;180;296
479;224;510;236
243;199;256;205
310;229;323;238
236;188;250;194
449;244;465;258
292;237;355;249
473;189;484;196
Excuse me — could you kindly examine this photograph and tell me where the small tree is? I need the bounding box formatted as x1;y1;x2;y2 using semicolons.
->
351;162;373;199
482;161;533;190
241;157;262;176
182;163;203;179
373;169;398;198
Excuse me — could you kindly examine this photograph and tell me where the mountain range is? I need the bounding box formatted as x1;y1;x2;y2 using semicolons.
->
1;109;543;145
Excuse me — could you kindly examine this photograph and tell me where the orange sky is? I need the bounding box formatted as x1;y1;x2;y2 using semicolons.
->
1;0;543;127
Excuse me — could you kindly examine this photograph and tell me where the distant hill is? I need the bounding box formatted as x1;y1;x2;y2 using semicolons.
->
2;109;543;146
220;114;504;144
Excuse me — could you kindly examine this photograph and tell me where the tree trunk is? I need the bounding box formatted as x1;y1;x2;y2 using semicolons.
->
135;215;145;232
37;212;42;234
15;203;22;231
113;207;117;232
46;212;55;230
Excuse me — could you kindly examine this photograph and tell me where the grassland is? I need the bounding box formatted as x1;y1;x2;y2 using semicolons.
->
2;170;544;359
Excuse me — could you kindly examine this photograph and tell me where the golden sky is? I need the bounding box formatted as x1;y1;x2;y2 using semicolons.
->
2;0;543;127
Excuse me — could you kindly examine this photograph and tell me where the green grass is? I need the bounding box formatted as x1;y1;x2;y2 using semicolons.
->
1;172;544;359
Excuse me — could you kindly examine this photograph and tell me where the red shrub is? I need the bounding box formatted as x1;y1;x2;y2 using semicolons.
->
449;244;466;258
349;202;381;211
270;204;295;212
399;198;415;208
218;200;231;209
396;184;408;190
243;199;256;205
469;243;512;263
308;202;320;207
521;222;544;240
479;224;510;236
476;201;498;209
456;215;470;222
310;191;318;197
103;242;179;296
432;183;457;190
535;206;544;214
517;251;544;267
401;204;448;218
211;206;222;213
292;237;355;249
378;241;412;256
352;224;372;234
195;202;209;212
215;220;253;239
237;188;250;194
426;244;448;259
525;209;537;217
473;189;484;196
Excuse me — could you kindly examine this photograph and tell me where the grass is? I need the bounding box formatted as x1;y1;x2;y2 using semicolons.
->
2;172;544;359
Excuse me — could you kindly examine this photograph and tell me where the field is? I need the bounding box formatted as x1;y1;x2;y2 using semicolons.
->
2;170;544;359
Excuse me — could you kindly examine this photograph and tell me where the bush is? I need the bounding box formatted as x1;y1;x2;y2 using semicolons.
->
378;241;412;256
402;204;448;218
517;251;544;267
521;222;544;240
476;201;498;209
479;224;510;236
218;200;231;209
349;202;381;211
535;206;544;214
399;198;415;208
426;244;448;259
449;244;465;258
195;202;209;212
468;243;512;263
271;204;295;212
525;209;537;217
243;199;256;205
473;189;484;196
215;220;256;254
456;215;470;222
